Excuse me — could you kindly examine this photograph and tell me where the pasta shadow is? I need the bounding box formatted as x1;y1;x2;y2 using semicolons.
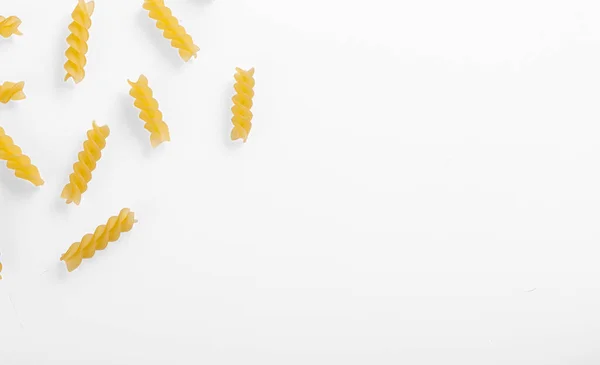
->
0;165;40;197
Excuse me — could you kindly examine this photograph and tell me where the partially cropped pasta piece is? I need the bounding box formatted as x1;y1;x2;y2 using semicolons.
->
60;208;137;272
143;0;199;61
0;81;25;104
0;16;22;38
64;0;95;83
0;126;43;186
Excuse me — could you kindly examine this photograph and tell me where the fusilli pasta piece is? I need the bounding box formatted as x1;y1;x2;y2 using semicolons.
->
61;122;110;205
231;67;255;142
143;0;199;61
128;75;171;147
0;81;25;104
0;16;22;38
0;126;43;186
64;0;95;84
60;208;137;272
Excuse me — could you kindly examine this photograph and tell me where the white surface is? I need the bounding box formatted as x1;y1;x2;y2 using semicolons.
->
1;0;600;363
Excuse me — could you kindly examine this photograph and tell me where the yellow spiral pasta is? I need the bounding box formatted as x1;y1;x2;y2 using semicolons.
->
231;67;255;143
64;0;95;84
0;126;43;186
61;122;110;205
0;16;22;38
60;208;137;272
0;81;25;104
143;0;199;62
128;75;171;147
0;261;3;280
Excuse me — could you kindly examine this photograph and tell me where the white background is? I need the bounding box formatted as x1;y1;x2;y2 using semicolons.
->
1;0;600;363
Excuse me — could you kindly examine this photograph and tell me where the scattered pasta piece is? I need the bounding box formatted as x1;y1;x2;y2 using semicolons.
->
0;81;25;104
61;122;110;205
143;0;199;61
60;208;137;272
0;16;22;38
0;261;3;280
128;75;170;147
0;126;43;186
64;0;95;83
231;67;255;142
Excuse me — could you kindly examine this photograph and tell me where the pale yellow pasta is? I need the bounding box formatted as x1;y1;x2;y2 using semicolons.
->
64;0;95;83
231;67;255;142
60;208;137;272
143;0;199;61
61;122;110;205
128;75;171;147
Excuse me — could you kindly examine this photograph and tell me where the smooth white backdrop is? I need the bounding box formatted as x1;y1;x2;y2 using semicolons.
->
2;0;600;363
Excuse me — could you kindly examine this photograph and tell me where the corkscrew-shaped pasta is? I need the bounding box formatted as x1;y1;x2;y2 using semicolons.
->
64;0;95;84
0;81;25;104
128;75;171;147
0;16;22;38
0;126;43;186
60;208;137;272
61;122;110;205
231;67;255;142
0;261;3;280
143;0;199;62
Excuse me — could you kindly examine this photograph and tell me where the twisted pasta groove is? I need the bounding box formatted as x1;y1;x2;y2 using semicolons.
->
128;75;171;147
0;81;25;104
143;0;199;61
64;0;95;84
60;208;137;272
61;122;110;205
231;67;255;142
0;16;22;38
0;126;43;186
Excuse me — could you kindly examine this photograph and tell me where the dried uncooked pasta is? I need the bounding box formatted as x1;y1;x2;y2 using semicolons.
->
64;0;95;83
61;122;110;205
0;126;43;186
0;16;22;38
231;67;255;142
128;75;170;147
60;208;137;272
0;81;25;104
143;0;199;61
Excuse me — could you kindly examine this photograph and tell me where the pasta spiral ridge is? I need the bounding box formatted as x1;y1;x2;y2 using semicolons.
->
128;75;171;147
60;208;136;272
0;126;43;186
0;81;25;104
61;122;110;205
143;0;199;62
64;0;95;84
231;67;255;142
0;16;22;38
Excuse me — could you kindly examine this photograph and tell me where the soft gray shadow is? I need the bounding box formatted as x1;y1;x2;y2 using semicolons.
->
52;197;69;215
42;261;69;282
189;0;215;9
222;84;243;150
137;10;184;69
121;95;154;157
55;15;75;91
0;101;19;112
0;166;40;198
